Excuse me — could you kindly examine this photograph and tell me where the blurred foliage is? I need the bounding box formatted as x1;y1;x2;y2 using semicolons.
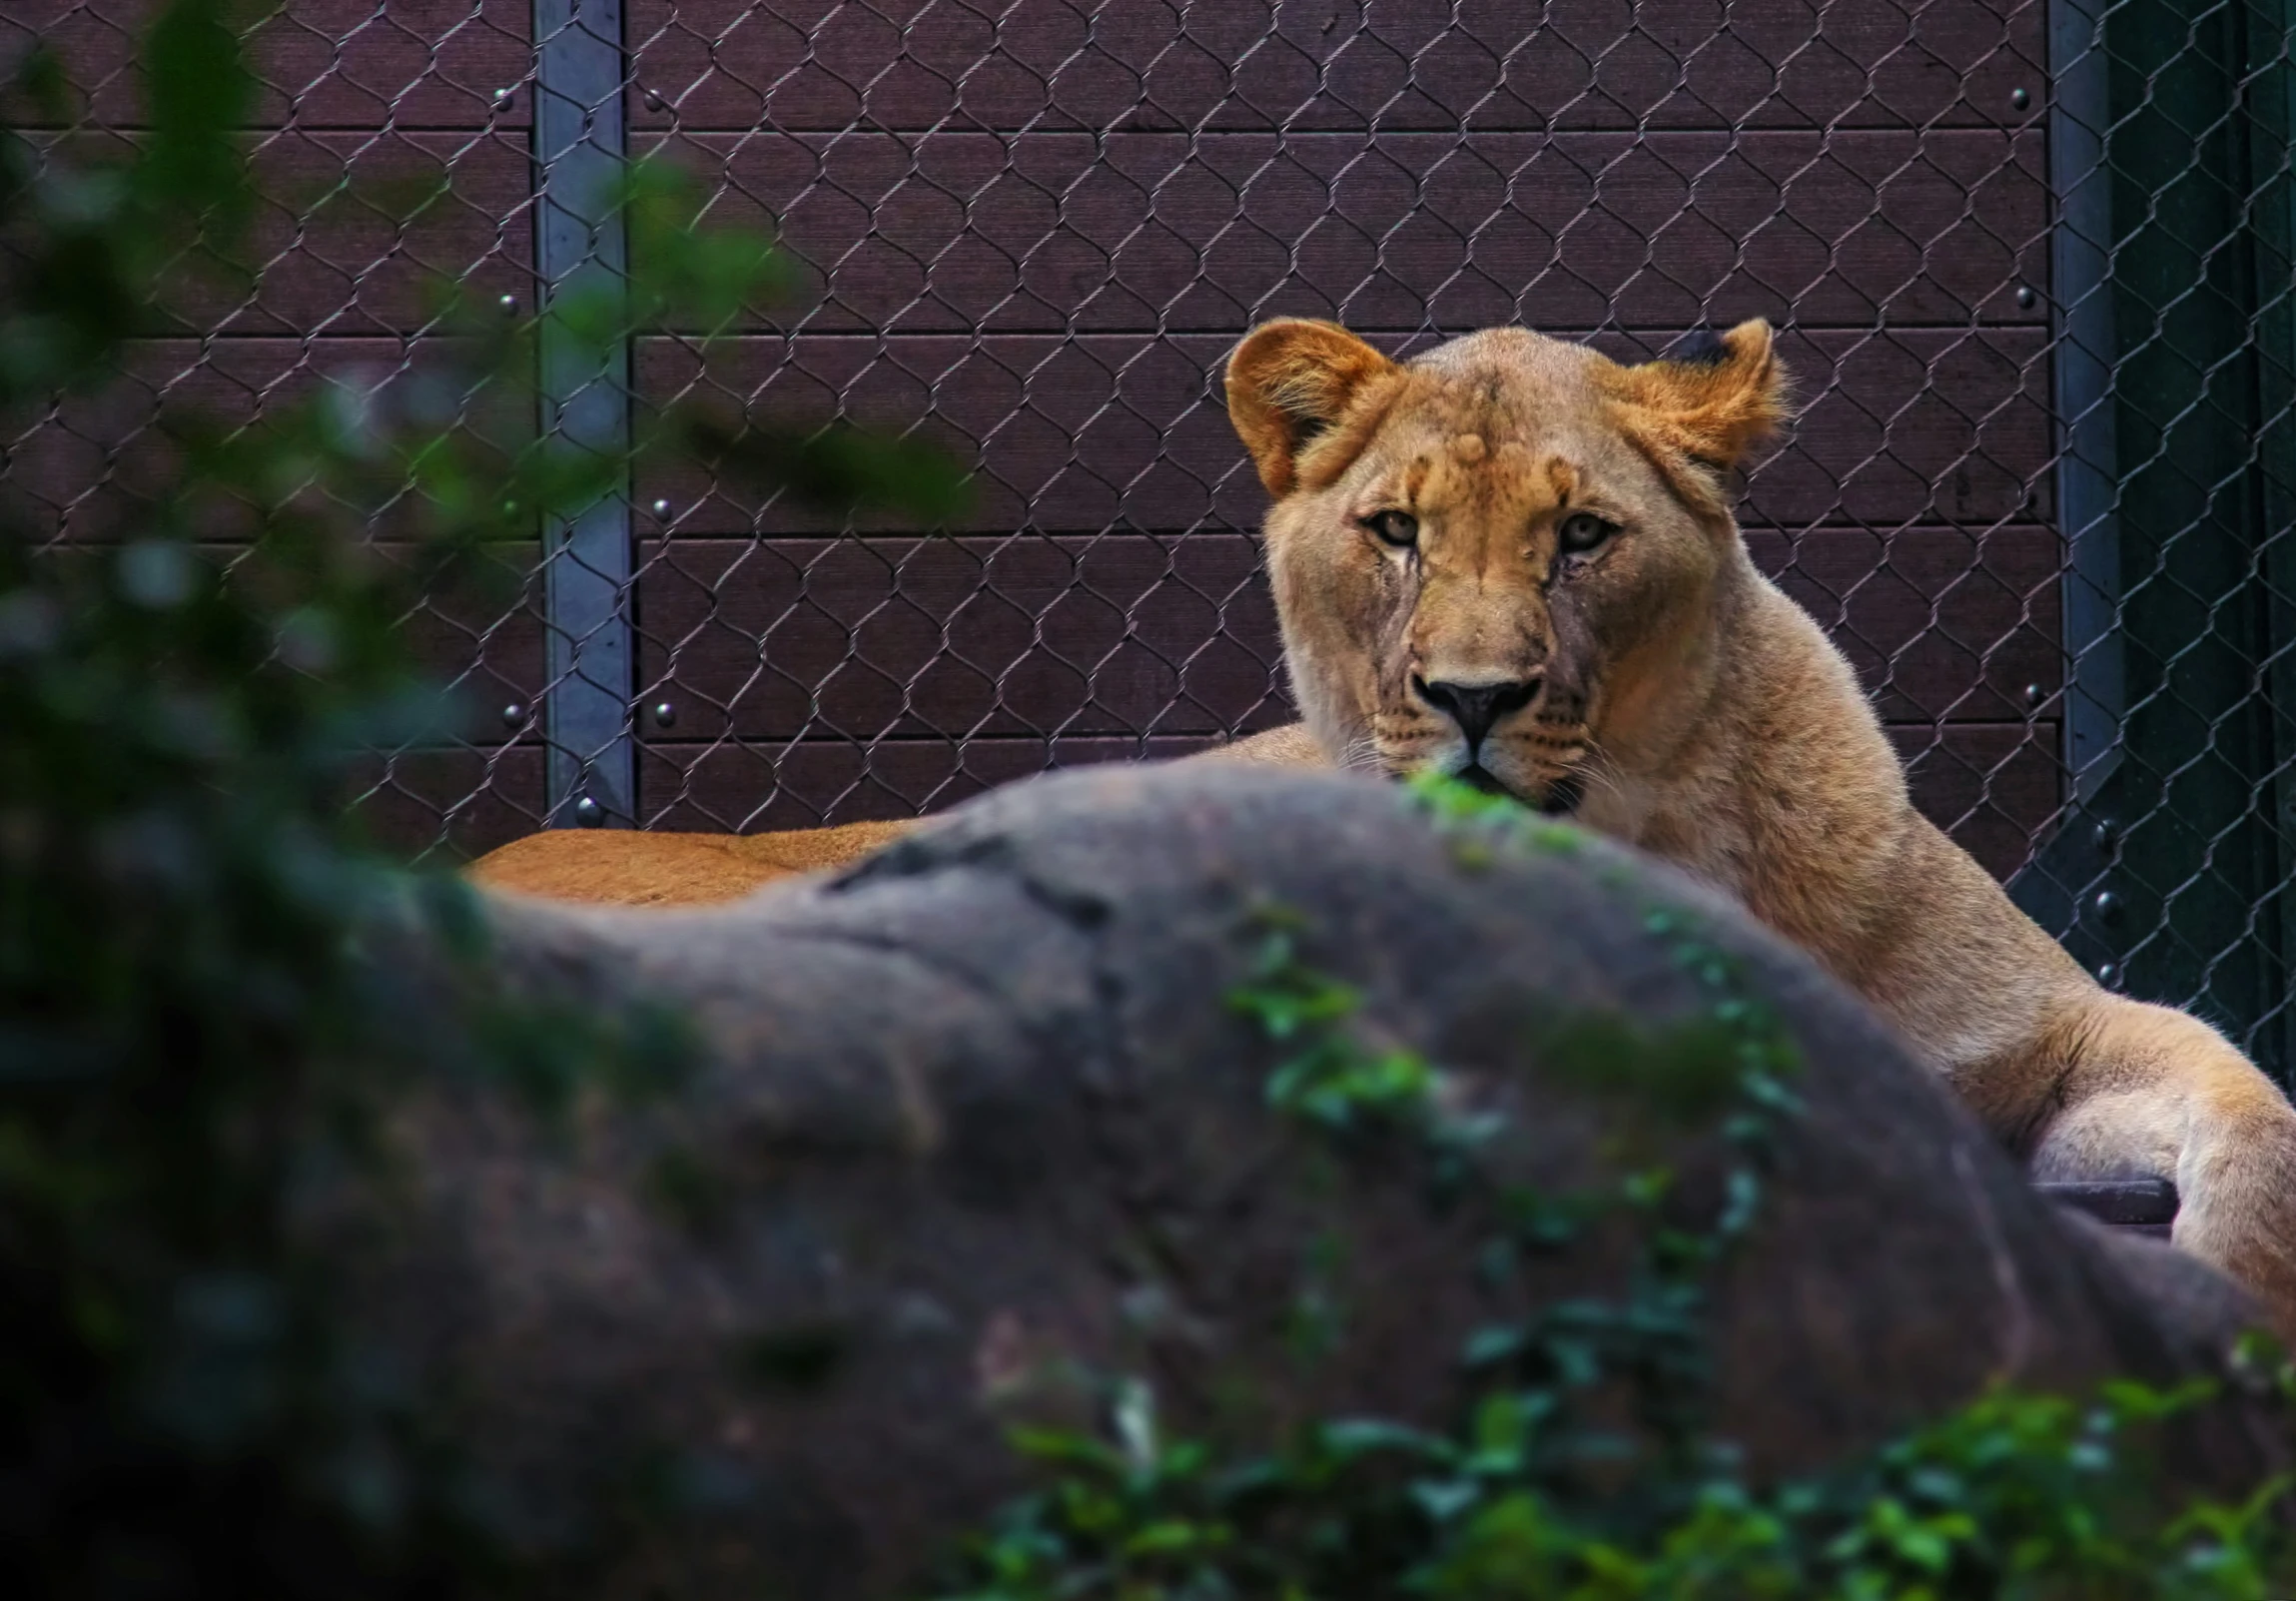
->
939;780;2296;1600
0;1;963;1593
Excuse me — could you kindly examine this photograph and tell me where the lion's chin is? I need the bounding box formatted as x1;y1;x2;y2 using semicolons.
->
1455;762;1514;798
1477;765;1584;817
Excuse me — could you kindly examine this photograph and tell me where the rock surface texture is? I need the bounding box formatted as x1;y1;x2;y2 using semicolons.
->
370;766;2287;1598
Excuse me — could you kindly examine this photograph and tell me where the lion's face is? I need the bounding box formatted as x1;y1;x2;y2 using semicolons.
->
1226;320;1784;813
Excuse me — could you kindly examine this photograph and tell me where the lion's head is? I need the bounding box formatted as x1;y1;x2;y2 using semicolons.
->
1226;319;1786;814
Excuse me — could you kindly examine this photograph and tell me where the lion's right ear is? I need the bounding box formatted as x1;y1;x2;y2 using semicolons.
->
1603;320;1788;509
1225;320;1399;497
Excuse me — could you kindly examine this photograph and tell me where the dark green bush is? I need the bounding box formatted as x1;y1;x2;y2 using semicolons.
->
0;3;958;1592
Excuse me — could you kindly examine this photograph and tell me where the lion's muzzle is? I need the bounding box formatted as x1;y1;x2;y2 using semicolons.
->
1410;673;1540;748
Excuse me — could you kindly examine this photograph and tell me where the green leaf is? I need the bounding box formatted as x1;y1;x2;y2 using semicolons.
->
137;0;255;240
678;414;972;523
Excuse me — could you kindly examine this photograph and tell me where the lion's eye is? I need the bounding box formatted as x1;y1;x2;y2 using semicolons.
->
1361;509;1418;548
1556;511;1617;556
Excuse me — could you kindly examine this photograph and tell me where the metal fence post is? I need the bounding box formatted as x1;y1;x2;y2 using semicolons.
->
2049;0;2123;806
533;0;634;828
2009;0;2124;971
2012;0;2296;1074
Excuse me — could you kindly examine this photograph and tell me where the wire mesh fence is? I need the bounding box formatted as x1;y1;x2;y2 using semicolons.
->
9;0;2296;1079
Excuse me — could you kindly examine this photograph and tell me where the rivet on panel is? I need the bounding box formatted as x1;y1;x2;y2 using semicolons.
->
2010;86;2030;111
651;701;677;728
573;796;605;828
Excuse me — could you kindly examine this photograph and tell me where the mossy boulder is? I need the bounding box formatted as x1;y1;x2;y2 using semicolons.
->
358;765;2287;1597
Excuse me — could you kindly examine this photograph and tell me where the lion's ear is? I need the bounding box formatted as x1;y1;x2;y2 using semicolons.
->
1226;320;1399;497
1607;319;1787;496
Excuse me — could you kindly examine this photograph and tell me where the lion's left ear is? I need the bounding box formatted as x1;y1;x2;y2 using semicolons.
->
1604;320;1787;507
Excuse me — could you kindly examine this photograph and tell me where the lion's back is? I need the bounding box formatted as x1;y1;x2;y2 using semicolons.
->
464;818;913;907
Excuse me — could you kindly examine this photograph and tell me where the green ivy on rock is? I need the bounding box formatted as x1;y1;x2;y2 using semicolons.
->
932;777;2296;1601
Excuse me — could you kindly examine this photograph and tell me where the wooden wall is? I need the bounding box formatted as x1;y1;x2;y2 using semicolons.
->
7;0;2061;874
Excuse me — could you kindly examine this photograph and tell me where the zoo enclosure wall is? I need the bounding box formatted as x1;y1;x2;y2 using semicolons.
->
9;0;2296;1082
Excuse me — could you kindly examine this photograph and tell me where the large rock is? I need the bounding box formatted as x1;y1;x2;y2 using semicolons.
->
361;766;2287;1597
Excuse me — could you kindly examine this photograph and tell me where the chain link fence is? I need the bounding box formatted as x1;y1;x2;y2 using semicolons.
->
10;0;2296;1079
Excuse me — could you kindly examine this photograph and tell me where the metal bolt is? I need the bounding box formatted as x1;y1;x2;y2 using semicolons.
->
500;701;525;728
493;86;515;105
651;498;672;518
498;293;517;315
650;700;677;728
573;796;605;827
644;89;667;112
2010;86;2030;111
2021;682;2044;707
2096;962;2120;989
2091;889;2122;923
2091;817;2118;853
2014;285;2036;310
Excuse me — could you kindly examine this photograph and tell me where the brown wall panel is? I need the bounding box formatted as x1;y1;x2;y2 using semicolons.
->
22;540;545;761
634;327;2050;534
390;543;548;723
8;338;518;543
8;0;532;128
347;745;546;863
38;131;531;335
633;533;1290;740
1892;721;2061;881
641;129;2044;335
633;525;2061;740
630;0;2039;135
235;128;531;332
636;721;2060;879
1748;526;2062;722
635;732;1221;829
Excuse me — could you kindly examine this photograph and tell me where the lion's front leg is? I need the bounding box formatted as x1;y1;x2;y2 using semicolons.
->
2029;995;2296;1342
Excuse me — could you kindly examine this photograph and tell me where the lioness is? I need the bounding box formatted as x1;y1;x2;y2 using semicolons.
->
471;318;2296;1335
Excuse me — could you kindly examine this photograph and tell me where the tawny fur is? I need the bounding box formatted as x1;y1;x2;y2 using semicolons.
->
461;737;1303;907
1222;315;2296;1340
465;318;2296;1338
464;818;915;907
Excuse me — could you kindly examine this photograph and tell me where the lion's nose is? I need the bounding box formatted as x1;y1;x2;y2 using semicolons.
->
1413;675;1540;747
